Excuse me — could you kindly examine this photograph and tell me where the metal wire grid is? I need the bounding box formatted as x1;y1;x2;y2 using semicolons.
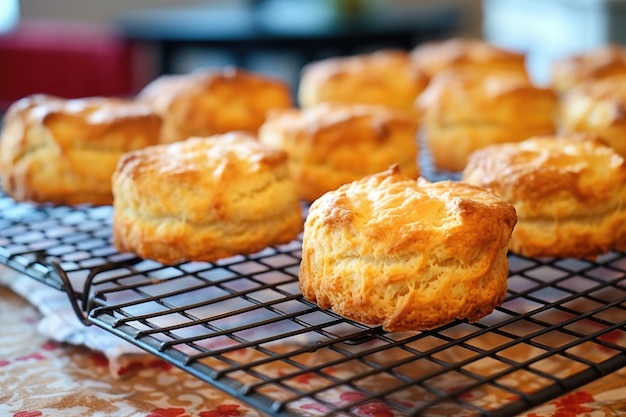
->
1;190;625;417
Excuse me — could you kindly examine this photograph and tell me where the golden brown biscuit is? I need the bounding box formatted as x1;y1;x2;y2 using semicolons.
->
0;94;162;205
258;103;420;202
462;134;626;259
551;44;626;95
410;37;529;79
297;49;429;112
299;165;517;332
112;132;303;265
416;71;557;172
559;74;626;157
137;67;293;143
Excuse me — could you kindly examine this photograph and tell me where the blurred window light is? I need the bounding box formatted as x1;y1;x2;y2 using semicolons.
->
0;0;19;34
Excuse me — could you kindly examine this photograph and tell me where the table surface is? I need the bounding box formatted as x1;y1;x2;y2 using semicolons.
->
2;282;626;417
0;285;264;417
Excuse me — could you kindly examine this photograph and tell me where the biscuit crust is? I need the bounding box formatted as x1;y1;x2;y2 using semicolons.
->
299;166;517;332
0;94;162;205
463;135;626;259
137;67;293;143
259;103;420;202
112;133;303;265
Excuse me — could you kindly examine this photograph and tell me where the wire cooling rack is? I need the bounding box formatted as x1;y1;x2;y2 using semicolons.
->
1;188;625;417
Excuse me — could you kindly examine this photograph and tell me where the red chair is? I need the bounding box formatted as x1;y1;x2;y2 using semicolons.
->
0;19;140;109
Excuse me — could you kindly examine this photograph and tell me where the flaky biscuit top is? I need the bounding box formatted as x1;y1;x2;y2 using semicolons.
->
262;103;418;150
410;37;528;78
138;67;292;112
5;94;159;124
561;74;626;127
551;44;626;93
2;94;162;155
313;166;516;260
136;67;293;141
300;49;427;87
416;71;557;126
462;135;626;219
298;49;429;110
115;133;288;184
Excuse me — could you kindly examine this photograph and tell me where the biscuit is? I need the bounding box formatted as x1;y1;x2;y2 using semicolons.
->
416;71;557;172
137;67;293;143
0;94;162;205
258;103;420;202
112;132;303;264
462;134;626;259
299;165;517;332
559;74;626;157
551;44;626;94
297;49;429;113
410;37;528;79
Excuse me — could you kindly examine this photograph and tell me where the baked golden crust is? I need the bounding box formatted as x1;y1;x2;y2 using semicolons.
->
299;165;517;332
416;71;557;172
0;94;162;205
297;49;429;113
462;134;626;259
559;74;626;157
258;103;420;202
410;37;528;79
112;132;303;265
137;67;293;143
551;44;626;94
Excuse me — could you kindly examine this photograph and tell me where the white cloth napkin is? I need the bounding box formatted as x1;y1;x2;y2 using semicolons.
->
0;259;340;377
0;264;151;377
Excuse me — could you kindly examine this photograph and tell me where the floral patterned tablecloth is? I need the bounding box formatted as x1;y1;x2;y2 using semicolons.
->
2;281;626;417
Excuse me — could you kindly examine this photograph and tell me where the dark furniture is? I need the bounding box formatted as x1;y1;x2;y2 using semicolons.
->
0;19;135;109
115;1;461;84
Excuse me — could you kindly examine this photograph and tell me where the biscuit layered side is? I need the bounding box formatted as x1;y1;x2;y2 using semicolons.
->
0;94;163;205
299;165;517;332
111;133;303;265
463;134;626;259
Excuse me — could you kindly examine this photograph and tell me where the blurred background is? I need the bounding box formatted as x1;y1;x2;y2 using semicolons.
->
1;0;624;109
